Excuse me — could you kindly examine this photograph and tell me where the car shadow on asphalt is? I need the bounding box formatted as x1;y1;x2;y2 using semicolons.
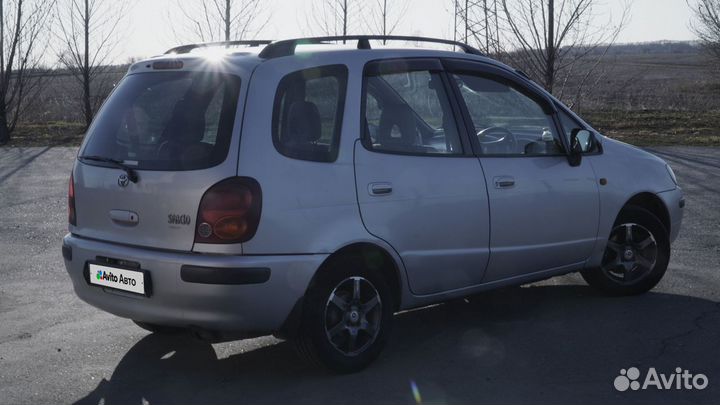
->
0;146;53;184
74;285;720;405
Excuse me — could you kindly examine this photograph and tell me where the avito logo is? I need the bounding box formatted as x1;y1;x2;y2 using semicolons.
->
95;270;137;286
614;367;709;391
96;270;118;282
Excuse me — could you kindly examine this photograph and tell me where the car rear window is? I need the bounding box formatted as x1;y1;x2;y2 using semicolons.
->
81;71;241;171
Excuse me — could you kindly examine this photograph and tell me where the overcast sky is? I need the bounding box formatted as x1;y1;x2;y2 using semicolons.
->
117;0;697;62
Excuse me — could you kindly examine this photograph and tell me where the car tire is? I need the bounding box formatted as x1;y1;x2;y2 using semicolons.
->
582;205;670;295
293;257;394;373
133;320;186;334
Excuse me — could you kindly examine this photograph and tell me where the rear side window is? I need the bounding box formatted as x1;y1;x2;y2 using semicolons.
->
364;69;463;155
81;72;241;171
272;65;348;162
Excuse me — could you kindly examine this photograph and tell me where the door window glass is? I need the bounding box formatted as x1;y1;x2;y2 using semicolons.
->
364;69;462;155
452;74;563;156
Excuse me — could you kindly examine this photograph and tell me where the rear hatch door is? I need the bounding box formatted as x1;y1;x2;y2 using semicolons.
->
72;67;245;251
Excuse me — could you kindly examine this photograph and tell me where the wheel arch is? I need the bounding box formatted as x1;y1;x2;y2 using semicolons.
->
314;242;403;311
620;192;671;233
274;241;403;339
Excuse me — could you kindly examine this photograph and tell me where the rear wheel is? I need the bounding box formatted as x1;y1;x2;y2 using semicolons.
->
133;320;186;335
293;258;394;373
582;206;670;295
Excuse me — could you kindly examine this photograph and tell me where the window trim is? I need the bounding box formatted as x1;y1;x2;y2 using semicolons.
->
443;58;572;158
360;58;474;158
271;64;348;163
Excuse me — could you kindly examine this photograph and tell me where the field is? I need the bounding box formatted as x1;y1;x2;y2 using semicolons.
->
569;43;720;146
584;110;720;146
4;42;720;147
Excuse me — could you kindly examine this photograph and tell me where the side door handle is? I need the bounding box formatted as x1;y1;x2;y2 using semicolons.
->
493;176;515;189
368;182;393;196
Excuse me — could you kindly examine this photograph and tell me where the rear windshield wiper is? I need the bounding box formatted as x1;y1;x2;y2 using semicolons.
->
78;155;139;183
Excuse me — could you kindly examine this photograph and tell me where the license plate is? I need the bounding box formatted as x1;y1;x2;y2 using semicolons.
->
88;263;147;295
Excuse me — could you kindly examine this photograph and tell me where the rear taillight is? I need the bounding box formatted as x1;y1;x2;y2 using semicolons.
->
68;172;77;226
194;177;262;244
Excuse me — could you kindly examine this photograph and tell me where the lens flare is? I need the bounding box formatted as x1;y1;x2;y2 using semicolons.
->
410;380;422;404
202;47;227;63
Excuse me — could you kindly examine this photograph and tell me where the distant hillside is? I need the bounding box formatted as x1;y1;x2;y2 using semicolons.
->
601;40;702;55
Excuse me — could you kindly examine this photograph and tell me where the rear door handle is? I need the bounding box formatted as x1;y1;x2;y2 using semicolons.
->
368;182;393;196
493;176;515;189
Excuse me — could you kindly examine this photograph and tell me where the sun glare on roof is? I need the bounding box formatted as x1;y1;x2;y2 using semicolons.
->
201;47;228;63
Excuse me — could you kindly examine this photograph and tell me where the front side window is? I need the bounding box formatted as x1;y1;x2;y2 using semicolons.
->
557;106;584;139
364;69;463;155
556;105;602;154
452;73;563;156
272;65;348;162
82;72;241;171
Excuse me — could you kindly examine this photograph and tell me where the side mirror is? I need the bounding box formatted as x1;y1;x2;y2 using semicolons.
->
568;129;594;167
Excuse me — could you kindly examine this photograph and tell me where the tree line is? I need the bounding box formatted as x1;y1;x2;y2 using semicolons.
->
0;0;718;145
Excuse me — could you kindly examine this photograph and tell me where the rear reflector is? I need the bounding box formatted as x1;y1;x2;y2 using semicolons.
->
194;177;262;244
180;265;270;285
62;243;72;261
68;172;77;226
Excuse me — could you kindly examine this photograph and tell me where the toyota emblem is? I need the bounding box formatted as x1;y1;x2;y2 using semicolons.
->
118;174;130;187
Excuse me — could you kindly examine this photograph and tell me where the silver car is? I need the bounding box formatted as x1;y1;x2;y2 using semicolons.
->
62;36;684;372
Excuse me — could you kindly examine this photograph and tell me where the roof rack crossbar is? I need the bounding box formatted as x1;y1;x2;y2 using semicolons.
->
165;40;273;55
257;35;484;59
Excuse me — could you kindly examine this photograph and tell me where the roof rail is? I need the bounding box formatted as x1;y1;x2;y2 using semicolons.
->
257;35;484;59
165;40;273;55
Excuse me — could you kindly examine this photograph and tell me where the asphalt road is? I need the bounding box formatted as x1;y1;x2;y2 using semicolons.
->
0;146;718;405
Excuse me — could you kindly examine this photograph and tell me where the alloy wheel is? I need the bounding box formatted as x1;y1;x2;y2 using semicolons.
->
324;276;383;356
601;223;658;285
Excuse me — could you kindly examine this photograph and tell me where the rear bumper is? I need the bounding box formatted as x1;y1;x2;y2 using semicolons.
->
62;234;324;334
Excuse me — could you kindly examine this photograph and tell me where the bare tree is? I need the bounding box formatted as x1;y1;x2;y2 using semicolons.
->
305;0;363;38
689;0;720;62
0;0;55;145
173;0;269;43
56;0;131;128
365;0;410;43
499;0;630;96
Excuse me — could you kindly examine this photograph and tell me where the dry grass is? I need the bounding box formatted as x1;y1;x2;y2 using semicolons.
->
7;122;86;147
586;110;720;146
6;110;719;148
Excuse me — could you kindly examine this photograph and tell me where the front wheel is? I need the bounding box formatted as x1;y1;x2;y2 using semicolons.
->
582;206;670;295
293;258;395;373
